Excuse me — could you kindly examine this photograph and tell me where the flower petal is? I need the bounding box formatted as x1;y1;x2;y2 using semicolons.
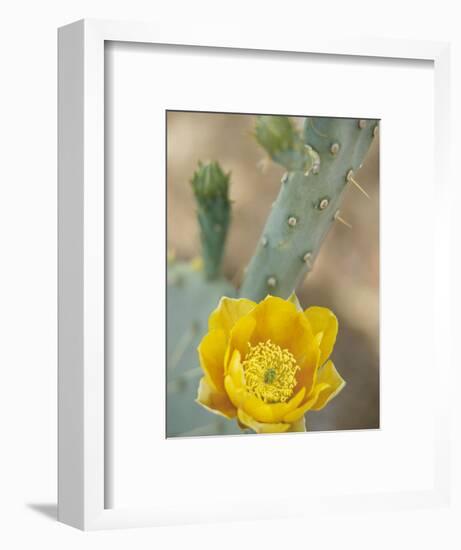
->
248;297;318;373
196;376;237;419
228;349;245;387
197;329;227;391
285;312;315;361
237;408;290;434
287;292;303;311
248;295;300;349
208;297;256;335
310;360;346;411
224;374;246;408
225;314;257;371
292;343;321;404
304;306;338;366
240;387;306;424
283;382;330;423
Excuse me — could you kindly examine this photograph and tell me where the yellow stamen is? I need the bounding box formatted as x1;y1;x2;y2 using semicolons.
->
242;340;299;403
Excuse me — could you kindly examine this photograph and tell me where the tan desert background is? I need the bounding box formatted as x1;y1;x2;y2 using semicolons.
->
167;111;379;431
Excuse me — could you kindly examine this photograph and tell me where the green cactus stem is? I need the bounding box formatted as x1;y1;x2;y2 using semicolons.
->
166;160;239;436
191;161;231;280
166;259;240;437
239;116;378;302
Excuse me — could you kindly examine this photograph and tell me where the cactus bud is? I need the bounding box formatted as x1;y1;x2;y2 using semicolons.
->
190;161;231;280
191;161;230;200
254;115;308;171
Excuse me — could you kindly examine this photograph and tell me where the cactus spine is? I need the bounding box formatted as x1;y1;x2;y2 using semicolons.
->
240;116;378;301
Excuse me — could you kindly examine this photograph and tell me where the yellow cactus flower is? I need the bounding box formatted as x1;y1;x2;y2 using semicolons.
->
196;295;345;433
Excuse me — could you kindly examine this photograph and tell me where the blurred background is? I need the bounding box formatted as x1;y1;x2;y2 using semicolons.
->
167;111;379;431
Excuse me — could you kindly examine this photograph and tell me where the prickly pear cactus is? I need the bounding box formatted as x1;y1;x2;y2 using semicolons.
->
167;116;378;436
166;162;241;436
240;116;378;301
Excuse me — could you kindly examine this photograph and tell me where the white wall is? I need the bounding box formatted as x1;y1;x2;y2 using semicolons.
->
1;1;460;548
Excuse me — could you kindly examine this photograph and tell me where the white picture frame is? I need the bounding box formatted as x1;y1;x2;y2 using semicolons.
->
58;19;452;530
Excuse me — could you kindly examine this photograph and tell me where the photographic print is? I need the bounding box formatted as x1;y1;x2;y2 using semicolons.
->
166;112;379;437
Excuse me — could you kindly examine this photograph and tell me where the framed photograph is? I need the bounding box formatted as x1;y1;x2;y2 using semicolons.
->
165;109;379;439
58;19;452;530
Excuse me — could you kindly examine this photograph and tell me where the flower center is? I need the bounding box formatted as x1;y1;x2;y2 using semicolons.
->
242;340;299;403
